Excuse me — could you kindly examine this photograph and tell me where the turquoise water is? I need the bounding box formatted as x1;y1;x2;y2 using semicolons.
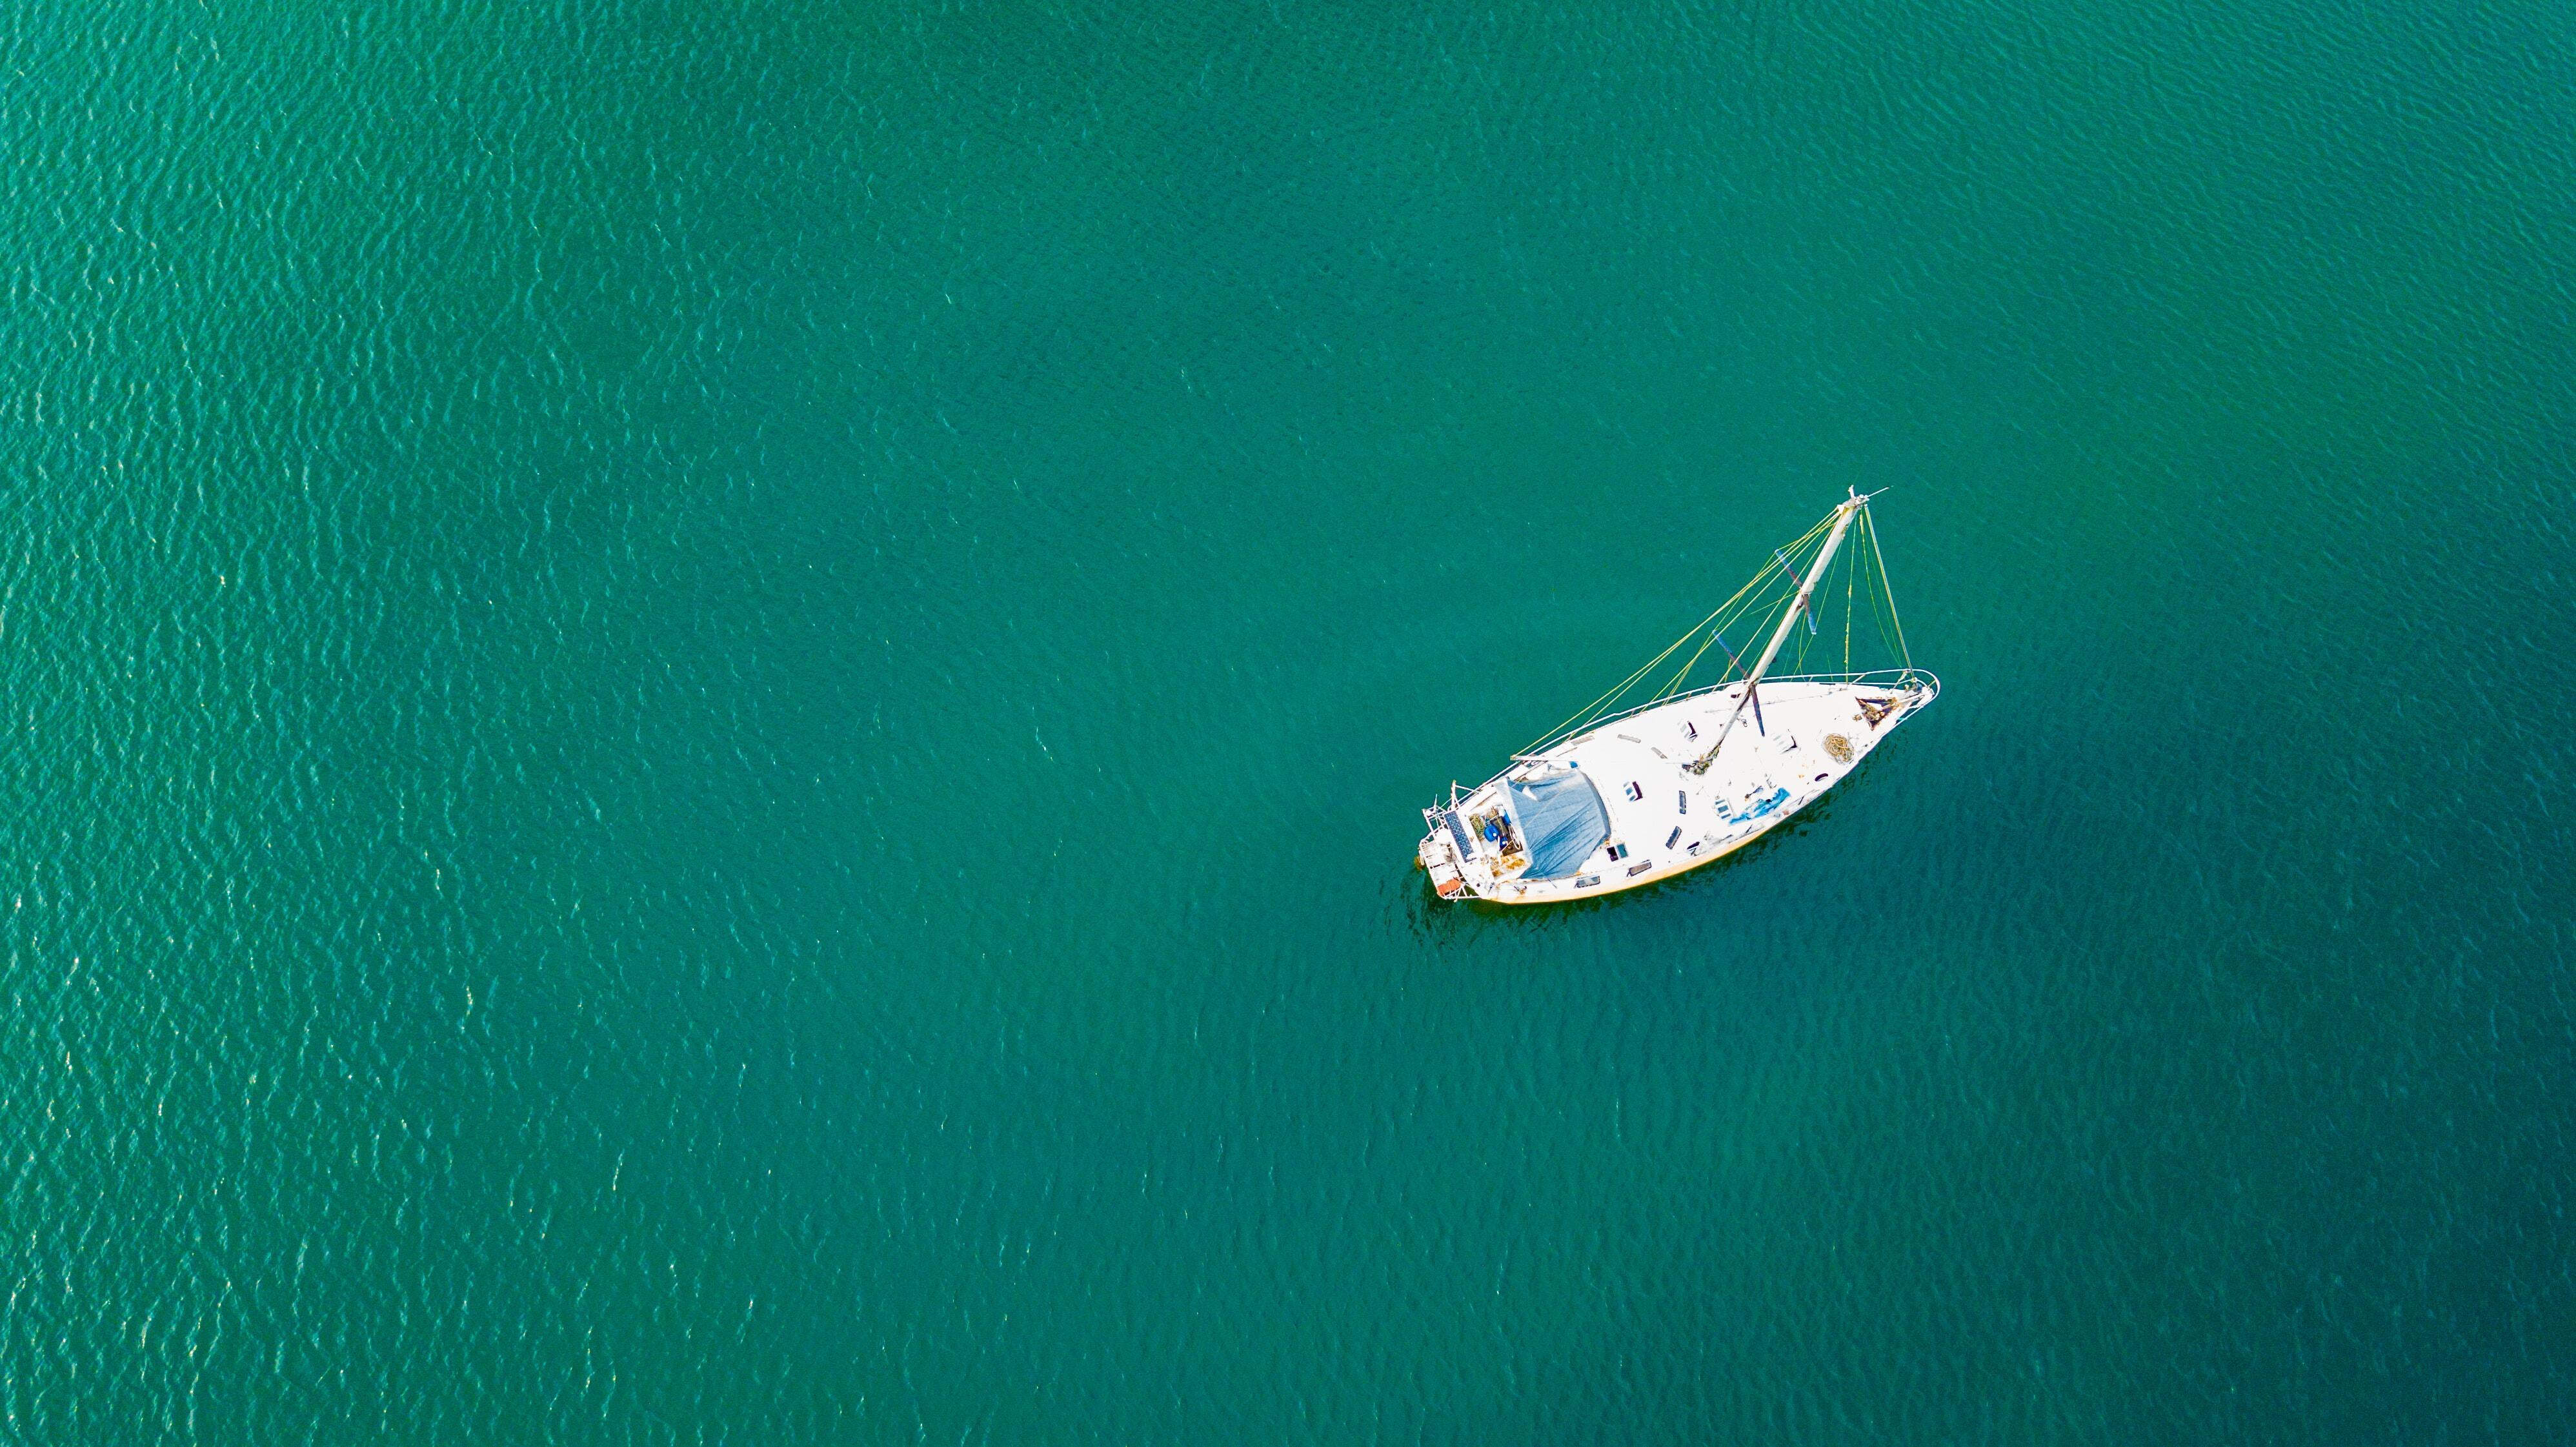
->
6;0;2573;1440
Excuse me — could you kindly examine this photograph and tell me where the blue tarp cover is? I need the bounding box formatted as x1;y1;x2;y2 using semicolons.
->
1505;771;1613;880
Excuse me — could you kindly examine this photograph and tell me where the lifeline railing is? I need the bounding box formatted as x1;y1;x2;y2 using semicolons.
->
1516;668;1940;760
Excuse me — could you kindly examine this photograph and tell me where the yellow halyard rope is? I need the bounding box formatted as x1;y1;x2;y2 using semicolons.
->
1518;501;1909;756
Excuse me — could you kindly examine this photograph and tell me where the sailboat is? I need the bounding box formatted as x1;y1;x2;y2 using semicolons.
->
1416;489;1937;904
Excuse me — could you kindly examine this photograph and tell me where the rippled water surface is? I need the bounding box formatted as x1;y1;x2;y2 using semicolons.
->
5;1;2573;1441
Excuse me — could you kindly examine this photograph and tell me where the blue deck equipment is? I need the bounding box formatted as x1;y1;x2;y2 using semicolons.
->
1504;771;1613;880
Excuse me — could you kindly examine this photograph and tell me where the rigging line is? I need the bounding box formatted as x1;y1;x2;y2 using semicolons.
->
1853;506;1898;667
1679;548;1803;690
1886;512;1906;664
1803;518;1856;673
1791;553;1819;672
1855;507;1896;664
1527;520;1825;749
1660;619;1749;700
1780;549;1819;637
1524;509;1836;750
1663;556;1797;700
1796;532;1842;674
1842;510;1858;675
1658;627;1726;700
1722;558;1802;682
1651;514;1835;701
1542;629;1702;747
1699;584;1786;690
1864;503;1910;667
1688;572;1781;689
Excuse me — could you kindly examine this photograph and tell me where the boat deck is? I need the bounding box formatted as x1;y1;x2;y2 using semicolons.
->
1420;674;1935;904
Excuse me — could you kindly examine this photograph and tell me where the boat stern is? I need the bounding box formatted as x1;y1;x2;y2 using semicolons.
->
1417;809;1470;898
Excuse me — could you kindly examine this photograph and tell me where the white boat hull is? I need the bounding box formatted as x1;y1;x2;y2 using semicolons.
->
1418;673;1936;904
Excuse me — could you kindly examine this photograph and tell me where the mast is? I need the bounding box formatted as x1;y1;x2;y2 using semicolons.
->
1686;491;1867;775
